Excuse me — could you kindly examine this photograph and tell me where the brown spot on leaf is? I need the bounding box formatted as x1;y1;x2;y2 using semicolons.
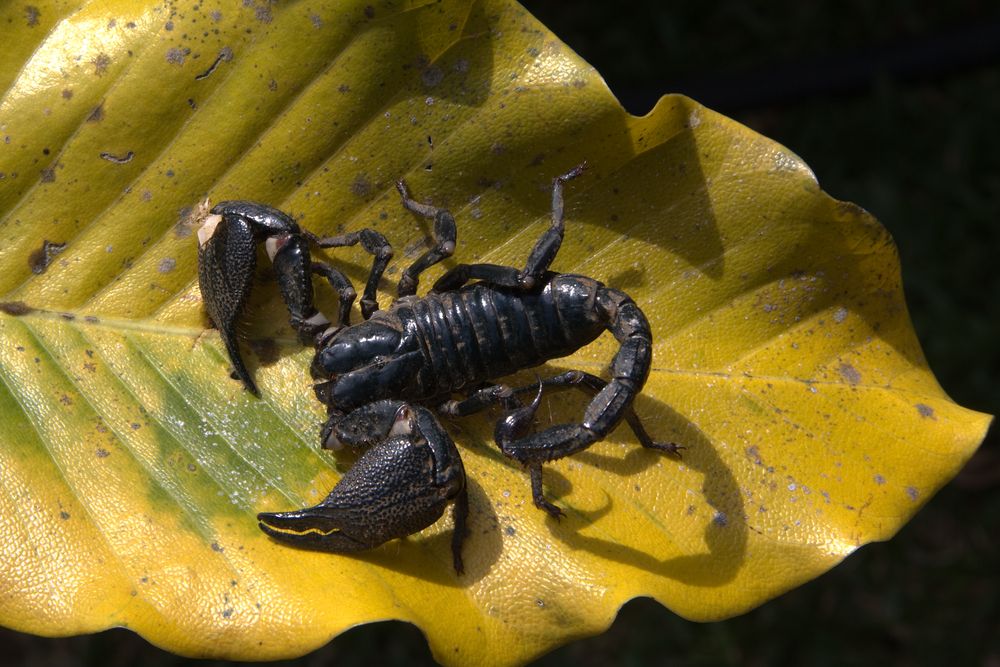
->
25;5;40;26
166;47;186;65
99;150;134;164
92;53;111;75
838;362;861;386
29;240;67;274
350;173;372;198
87;104;104;122
916;403;936;419
0;301;34;316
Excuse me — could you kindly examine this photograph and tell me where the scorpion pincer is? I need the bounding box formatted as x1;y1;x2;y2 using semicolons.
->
196;164;680;573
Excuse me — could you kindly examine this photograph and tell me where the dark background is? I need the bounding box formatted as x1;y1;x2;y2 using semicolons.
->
4;1;998;664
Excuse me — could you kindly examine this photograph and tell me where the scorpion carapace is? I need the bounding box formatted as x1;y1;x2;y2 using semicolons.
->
196;164;680;574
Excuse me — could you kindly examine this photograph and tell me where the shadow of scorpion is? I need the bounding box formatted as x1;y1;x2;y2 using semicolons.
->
196;164;681;574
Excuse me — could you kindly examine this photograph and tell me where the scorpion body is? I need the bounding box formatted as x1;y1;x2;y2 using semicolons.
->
196;165;678;573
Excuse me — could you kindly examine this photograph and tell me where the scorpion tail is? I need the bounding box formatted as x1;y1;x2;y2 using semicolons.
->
498;287;677;514
500;287;653;463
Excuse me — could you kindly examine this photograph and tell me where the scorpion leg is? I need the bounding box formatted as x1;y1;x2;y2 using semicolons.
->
429;163;587;294
517;163;586;289
443;381;565;518
258;400;469;573
394;179;457;297
309;228;392;320
197;201;335;395
309;262;356;333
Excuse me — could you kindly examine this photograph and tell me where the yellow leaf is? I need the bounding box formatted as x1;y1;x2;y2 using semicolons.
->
0;0;990;664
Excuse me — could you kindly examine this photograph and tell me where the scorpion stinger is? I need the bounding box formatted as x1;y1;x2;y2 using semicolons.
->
258;401;469;574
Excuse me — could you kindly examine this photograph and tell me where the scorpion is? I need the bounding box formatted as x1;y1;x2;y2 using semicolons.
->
196;165;679;573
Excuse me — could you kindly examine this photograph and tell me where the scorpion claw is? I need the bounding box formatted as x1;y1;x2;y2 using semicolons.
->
257;508;369;552
260;404;468;571
197;206;260;396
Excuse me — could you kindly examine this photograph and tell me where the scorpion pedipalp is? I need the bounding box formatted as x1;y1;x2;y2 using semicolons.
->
258;402;469;573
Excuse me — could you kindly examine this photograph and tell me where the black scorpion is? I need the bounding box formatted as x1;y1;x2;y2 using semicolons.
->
196;165;679;573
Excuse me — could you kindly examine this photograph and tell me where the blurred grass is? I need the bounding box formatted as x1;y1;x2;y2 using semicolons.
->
3;1;997;664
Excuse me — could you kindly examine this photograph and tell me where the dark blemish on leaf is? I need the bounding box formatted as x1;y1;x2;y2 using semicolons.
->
712;510;728;527
916;403;935;419
165;20;174;30
746;445;763;466
84;316;98;324
454;58;469;73
141;190;152;201
268;78;278;91
350;173;372;198
838;362;861;386
422;66;443;88
60;313;75;321
211;10;222;21
60;511;70;520
87;104;104;122
40;165;57;183
92;53;111;75
337;83;350;93
42;147;50;155
83;362;96;372
906;486;920;501
572;79;586;88
166;47;186;65
29;240;67;274
364;5;375;19
527;46;540;57
221;608;233;618
195;46;233;80
249;338;279;365
131;423;141;430
187;463;197;472
25;5;40;26
874;474;886;485
158;257;176;273
833;306;848;323
99;150;134;164
255;5;272;22
535;599;545;609
505;525;516;536
211;541;224;552
0;301;34;316
187;98;196;109
310;14;322;28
